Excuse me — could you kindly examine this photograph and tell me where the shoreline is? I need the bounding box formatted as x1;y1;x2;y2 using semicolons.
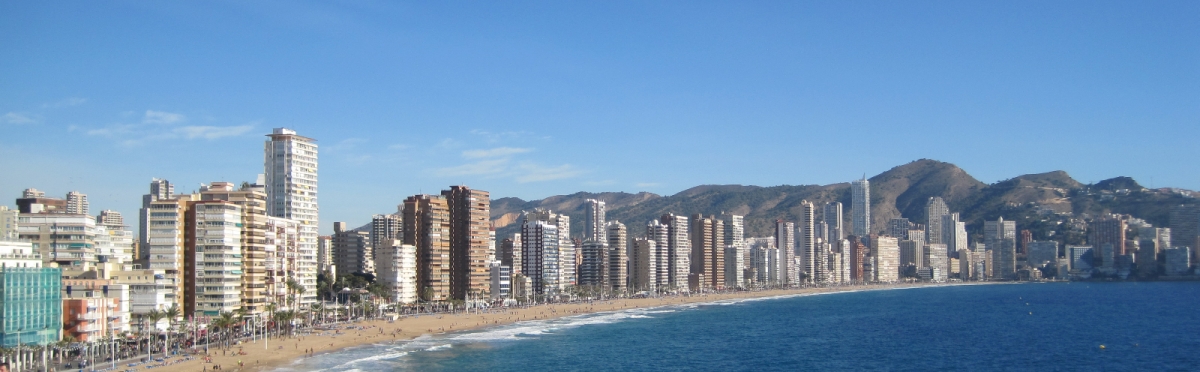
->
160;282;999;372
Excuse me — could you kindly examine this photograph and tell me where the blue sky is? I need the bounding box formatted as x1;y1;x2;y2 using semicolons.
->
2;1;1197;234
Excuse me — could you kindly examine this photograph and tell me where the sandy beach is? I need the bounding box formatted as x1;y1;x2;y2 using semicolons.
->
155;282;976;372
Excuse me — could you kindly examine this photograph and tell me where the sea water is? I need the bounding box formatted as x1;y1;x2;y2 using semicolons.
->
271;282;1200;371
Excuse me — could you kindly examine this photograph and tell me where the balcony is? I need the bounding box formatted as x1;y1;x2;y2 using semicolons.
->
76;313;101;321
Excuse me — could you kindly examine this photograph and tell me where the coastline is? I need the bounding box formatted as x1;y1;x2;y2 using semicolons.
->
160;282;996;372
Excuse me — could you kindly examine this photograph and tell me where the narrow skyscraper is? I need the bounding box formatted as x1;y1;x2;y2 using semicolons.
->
583;199;606;241
443;186;492;301
925;197;948;245
265;128;318;306
851;177;871;237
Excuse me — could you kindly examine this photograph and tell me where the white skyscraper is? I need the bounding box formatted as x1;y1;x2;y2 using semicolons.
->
265;128;318;306
647;220;670;289
724;214;745;288
660;214;691;291
851;177;870;237
823;202;843;241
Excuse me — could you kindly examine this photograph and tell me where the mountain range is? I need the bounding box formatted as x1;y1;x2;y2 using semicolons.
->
489;159;1198;244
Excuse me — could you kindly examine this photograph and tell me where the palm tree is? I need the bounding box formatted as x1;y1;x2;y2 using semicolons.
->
216;312;236;348
263;303;278;338
164;304;180;357
146;310;165;356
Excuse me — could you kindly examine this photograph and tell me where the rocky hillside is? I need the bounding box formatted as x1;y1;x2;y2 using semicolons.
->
491;159;1197;240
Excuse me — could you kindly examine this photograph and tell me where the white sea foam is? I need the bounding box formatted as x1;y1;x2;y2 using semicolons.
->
425;344;452;351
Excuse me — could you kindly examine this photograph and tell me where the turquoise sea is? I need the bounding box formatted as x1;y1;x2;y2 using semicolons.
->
273;282;1200;371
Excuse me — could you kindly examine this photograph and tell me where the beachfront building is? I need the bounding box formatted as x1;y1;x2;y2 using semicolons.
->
62;278;130;341
578;239;606;288
646;220;671;290
1164;247;1192;276
775;221;795;286
872;236;900;282
583;199;606;241
520;218;559;296
606;221;627;293
525;209;573;291
333;222;373;275
404;194;451;302
0;240;62;346
630;238;657;292
188;200;244;317
443;185;492;302
265;128;319;307
661;214;691;291
799;201;816;284
264;216;303;309
689;215;723;291
17;212;98;271
724;214;745;288
489;261;510;300
851;177;870;237
1027;241;1059;269
375;240;417;304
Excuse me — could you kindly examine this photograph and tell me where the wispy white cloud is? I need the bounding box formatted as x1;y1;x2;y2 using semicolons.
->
175;125;254;139
437;138;463;149
468;129;550;143
435;158;511;177
514;162;583;183
82;111;255;145
462;147;532;159
41;97;88;109
2;112;37;124
143;110;185;124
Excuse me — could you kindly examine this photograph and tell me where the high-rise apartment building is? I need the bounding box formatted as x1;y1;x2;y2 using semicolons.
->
823;202;844;241
799;201;816;283
185;200;243;316
851;177;871;237
332;222;373;275
985;217;1017;250
689;215;723;291
775;220;795;285
1089;215;1127;260
606;221;627;293
942;213;967;256
317;235;333;276
724;214;744;288
658;214;691;291
848;236;865;282
443;186;492;301
264;216;302;308
1137;227;1170;278
140;178;175;261
630;238;656;292
66;191;89;215
887;218;911;240
265;128;318;306
992;238;1017;279
584;199;606;241
525;209;572;290
1027;241;1058;268
925;197;949;245
375;240;417;304
872;236;899;282
646;220;670;289
370;214;403;260
578;239;606;287
403;195;451;301
520;218;558;295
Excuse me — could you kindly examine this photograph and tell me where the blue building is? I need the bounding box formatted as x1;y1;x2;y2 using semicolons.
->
0;266;63;346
